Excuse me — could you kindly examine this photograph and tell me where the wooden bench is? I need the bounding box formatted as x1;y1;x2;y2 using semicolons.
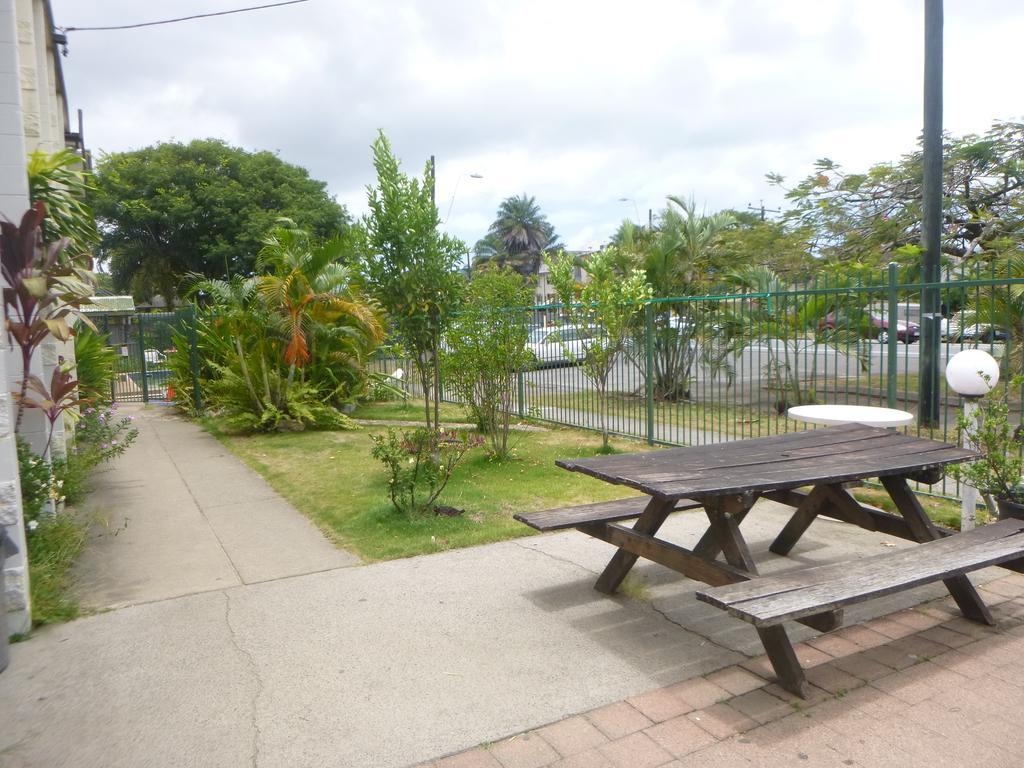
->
514;496;702;532
696;518;1024;696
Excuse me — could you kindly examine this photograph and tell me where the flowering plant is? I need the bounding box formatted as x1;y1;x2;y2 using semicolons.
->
370;427;482;516
75;402;138;463
16;437;57;535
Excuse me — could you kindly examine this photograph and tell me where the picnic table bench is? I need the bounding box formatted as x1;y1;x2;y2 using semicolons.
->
515;424;1024;697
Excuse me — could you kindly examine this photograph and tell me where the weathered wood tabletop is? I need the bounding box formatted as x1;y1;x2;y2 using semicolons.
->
556;423;974;500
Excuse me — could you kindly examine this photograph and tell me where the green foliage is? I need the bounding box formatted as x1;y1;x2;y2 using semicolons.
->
73;327;116;405
27;148;100;259
772;121;1024;266
361;131;465;430
17;438;55;528
26;511;87;627
185;221;381;432
613;198;739;401
548;247;652;448
370;427;483;516
951;378;1024;503
166;328;201;416
90;139;349;300
474;194;560;277
443;270;533;458
724;265;864;412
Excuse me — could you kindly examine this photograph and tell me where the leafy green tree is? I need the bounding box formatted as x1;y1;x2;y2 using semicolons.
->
90;139;349;300
474;194;560;277
615;197;736;400
771;120;1024;266
548;247;651;450
27;149;99;261
361;131;465;431
711;217;816;281
443;269;533;459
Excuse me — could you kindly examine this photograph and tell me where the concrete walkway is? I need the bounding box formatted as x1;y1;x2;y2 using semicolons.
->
73;405;358;610
0;407;1018;767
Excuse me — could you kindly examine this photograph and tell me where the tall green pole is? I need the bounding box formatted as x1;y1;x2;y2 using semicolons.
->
919;0;943;426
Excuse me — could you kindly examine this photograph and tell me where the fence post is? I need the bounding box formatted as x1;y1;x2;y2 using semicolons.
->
517;368;525;419
187;304;203;413
887;262;898;408
645;302;655;445
137;315;149;404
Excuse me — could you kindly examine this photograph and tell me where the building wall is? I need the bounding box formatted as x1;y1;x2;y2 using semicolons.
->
2;0;73;635
0;0;31;636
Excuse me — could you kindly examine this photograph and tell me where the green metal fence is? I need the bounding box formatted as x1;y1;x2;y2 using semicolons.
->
370;266;1024;502
91;307;200;405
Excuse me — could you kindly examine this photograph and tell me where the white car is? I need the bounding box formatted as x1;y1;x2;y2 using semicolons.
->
525;325;599;366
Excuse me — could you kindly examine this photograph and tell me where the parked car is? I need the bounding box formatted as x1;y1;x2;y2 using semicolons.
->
942;318;1008;343
821;305;920;344
525;325;600;366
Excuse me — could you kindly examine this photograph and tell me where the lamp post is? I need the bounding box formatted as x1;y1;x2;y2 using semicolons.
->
945;349;999;530
617;196;641;224
444;172;483;225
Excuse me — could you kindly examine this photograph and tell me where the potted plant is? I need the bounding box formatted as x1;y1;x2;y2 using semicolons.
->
952;378;1024;520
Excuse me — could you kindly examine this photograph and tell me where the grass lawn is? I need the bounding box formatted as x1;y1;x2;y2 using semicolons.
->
205;403;653;561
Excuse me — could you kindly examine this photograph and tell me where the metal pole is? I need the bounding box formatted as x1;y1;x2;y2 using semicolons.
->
645;302;654;445
960;396;979;530
137;316;149;404
919;0;943;426
188;304;203;412
887;262;899;408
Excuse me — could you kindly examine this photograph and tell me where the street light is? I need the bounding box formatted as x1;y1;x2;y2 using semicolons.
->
617;196;641;222
444;172;484;225
945;349;999;530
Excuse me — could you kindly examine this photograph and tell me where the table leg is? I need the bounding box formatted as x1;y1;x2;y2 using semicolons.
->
769;485;832;556
594;496;676;594
882;475;995;625
694;505;752;560
704;495;759;574
758;625;808;698
706;494;809;697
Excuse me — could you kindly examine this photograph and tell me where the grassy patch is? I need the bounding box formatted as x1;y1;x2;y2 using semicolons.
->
205;411;654;561
351;399;469;423
26;512;87;627
851;485;985;530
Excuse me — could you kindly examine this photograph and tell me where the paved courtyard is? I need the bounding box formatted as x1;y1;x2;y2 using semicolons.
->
1;407;1022;767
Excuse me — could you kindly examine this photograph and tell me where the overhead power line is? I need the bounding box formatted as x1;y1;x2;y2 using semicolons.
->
63;0;310;33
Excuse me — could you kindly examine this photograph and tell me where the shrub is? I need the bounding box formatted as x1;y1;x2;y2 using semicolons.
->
370;427;482;516
73;327;116;405
443;269;533;459
16;437;56;531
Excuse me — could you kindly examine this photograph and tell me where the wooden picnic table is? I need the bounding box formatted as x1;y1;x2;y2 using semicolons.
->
516;423;1024;696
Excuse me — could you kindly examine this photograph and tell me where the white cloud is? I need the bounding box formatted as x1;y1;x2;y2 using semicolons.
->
52;0;1024;249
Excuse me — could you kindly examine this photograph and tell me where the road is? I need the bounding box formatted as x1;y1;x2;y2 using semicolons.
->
523;338;1004;395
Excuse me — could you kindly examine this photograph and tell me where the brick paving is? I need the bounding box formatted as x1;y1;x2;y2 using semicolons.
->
422;573;1024;768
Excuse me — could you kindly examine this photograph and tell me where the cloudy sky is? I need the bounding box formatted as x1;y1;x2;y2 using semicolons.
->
50;0;1024;252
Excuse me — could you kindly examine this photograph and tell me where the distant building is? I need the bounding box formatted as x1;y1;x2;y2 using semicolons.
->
533;251;594;307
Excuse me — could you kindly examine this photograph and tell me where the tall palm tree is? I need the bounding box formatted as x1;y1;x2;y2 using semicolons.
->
482;195;560;277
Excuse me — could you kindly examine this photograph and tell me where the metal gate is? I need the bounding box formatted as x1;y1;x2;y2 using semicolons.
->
92;307;197;404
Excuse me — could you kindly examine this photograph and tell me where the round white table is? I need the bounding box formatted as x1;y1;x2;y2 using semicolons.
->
787;404;914;428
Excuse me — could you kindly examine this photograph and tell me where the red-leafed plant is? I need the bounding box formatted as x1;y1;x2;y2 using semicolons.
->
1;202;95;435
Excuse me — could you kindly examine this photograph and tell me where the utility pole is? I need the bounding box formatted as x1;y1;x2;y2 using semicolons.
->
919;0;943;426
746;201;781;221
429;154;436;208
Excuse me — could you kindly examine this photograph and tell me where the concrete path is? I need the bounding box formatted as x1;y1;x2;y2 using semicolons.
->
72;405;358;610
0;406;1007;767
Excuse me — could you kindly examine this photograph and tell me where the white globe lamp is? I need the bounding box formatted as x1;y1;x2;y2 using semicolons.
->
945;349;999;397
945;349;999;531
